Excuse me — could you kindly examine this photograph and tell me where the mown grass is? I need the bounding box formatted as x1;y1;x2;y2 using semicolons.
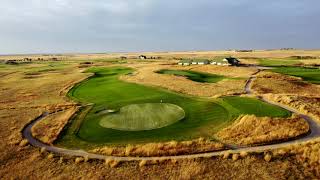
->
99;103;185;131
271;66;320;84
56;67;291;149
258;59;300;66
156;69;225;83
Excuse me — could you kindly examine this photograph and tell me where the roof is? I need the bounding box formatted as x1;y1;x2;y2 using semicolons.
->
192;59;210;63
179;59;192;63
225;57;240;62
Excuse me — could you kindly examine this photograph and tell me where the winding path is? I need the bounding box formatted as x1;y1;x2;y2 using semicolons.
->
22;68;320;161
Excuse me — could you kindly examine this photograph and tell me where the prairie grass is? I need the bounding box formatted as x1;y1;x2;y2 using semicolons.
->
91;138;225;157
216;114;309;146
31;107;78;144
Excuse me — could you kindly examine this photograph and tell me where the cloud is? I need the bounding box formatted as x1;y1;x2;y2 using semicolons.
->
0;0;319;54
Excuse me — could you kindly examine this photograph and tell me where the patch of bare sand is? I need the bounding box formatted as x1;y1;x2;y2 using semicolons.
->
121;64;251;97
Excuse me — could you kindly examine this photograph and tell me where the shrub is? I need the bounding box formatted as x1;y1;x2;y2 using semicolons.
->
109;160;120;168
47;153;54;159
223;151;231;159
139;160;147;167
19;139;29;147
264;154;272;162
40;147;46;154
240;151;248;158
232;154;239;161
75;157;84;164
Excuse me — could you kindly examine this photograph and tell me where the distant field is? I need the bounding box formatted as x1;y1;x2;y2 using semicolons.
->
56;67;291;149
271;66;320;84
156;69;225;83
258;59;300;66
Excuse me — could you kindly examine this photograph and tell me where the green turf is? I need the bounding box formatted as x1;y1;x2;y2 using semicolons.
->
156;69;225;83
258;59;300;66
271;66;320;84
56;67;291;149
215;96;291;117
99;103;185;131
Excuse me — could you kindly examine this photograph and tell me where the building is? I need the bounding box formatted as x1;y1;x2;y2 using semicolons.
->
192;59;210;65
223;57;240;66
139;55;147;60
120;56;127;60
178;59;192;66
210;61;217;65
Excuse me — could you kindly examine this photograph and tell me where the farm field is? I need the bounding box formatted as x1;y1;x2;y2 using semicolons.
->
56;66;291;149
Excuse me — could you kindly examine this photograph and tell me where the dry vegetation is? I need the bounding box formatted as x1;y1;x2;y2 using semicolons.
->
272;138;320;178
1;50;320;179
216;114;310;146
1;146;318;179
263;94;320;122
91;138;225;157
121;63;252;97
251;71;320;95
252;70;320;123
31;107;79;144
187;65;257;78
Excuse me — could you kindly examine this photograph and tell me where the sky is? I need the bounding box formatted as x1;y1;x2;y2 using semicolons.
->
0;0;319;54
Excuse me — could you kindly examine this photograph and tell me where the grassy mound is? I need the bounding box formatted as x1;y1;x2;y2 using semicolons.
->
271;66;320;84
99;103;185;131
156;69;225;83
56;67;291;149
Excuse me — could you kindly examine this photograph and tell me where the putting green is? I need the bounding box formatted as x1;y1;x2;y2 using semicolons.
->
99;103;185;131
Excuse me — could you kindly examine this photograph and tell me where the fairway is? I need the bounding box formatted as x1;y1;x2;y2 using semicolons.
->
56;67;291;149
156;69;225;83
271;66;320;84
99;103;185;131
258;59;300;66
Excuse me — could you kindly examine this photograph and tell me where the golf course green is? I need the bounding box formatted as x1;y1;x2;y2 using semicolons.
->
156;69;225;83
56;67;291;149
99;103;185;131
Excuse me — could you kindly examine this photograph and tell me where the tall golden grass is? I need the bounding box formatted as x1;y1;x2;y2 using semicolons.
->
91;138;225;157
216;114;309;146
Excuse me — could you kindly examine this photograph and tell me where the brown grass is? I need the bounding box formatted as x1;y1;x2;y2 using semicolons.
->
91;138;225;157
272;138;320;177
263;94;320;123
251;71;320;95
121;63;250;97
216;114;309;146
31;107;78;144
1;53;320;179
